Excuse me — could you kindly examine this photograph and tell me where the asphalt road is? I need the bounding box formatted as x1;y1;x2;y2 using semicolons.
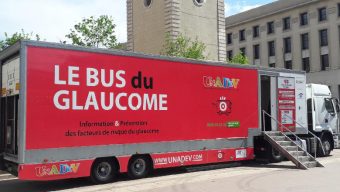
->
1;150;340;192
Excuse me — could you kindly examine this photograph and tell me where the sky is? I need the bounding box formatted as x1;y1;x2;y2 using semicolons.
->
0;0;275;44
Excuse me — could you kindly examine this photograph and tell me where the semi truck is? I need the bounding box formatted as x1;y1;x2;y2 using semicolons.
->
0;41;339;183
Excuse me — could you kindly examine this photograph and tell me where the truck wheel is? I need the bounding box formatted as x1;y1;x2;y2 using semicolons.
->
266;142;284;163
318;137;331;157
271;148;284;162
90;158;117;184
128;156;151;179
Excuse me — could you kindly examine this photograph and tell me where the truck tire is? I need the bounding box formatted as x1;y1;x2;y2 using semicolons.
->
266;142;284;163
90;158;117;184
128;156;151;179
318;136;332;157
270;147;284;163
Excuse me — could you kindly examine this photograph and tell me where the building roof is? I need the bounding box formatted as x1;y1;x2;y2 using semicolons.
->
225;0;320;28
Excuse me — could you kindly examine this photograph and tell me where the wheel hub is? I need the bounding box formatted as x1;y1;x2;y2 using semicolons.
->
97;162;111;178
133;159;146;174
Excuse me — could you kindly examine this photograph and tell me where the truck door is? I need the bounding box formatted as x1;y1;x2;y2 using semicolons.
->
314;97;337;133
260;75;277;131
332;98;340;148
333;98;340;134
1;58;20;156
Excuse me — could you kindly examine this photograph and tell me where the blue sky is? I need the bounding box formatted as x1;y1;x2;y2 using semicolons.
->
225;0;276;16
0;0;275;43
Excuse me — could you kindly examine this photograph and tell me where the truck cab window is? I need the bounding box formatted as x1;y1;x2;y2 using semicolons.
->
324;98;335;114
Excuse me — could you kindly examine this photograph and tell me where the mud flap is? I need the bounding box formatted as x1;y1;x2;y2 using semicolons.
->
0;154;4;170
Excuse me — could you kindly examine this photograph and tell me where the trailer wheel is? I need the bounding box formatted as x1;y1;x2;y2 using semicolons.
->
90;158;117;184
318;136;332;157
128;156;151;179
270;147;284;163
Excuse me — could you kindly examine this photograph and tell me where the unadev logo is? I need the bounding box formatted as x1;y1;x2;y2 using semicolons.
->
203;76;240;89
213;96;232;115
35;163;80;177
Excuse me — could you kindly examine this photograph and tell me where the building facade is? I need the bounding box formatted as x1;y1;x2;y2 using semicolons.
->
127;0;226;61
225;0;340;98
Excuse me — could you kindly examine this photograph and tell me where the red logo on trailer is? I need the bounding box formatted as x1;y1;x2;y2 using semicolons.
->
213;96;232;115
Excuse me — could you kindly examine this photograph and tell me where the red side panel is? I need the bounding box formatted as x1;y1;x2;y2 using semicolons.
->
18;148;254;181
117;156;130;173
152;148;254;169
25;47;259;150
18;159;94;181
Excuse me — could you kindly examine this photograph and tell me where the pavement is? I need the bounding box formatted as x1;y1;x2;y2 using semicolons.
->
1;150;340;192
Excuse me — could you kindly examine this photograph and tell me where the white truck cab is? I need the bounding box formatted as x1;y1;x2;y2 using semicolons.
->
306;84;340;155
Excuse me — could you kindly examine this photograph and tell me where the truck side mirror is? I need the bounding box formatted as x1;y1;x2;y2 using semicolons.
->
333;98;340;113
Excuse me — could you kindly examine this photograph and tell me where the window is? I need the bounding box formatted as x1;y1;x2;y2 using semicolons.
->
267;21;275;34
284;37;291;53
253;44;260;59
337;94;340;112
240;47;246;56
285;60;292;69
339;26;340;49
227;33;232;44
302;57;310;72
227;50;233;61
268;41;275;56
269;63;275;68
320;29;328;46
324;98;335;114
318;7;327;21
253;25;260;38
321;54;329;70
301;33;309;50
144;0;152;7
193;0;205;6
239;29;245;41
300;12;308;26
283;17;291;30
338;3;340;17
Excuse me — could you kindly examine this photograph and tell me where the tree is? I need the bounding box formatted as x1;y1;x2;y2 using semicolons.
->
65;15;119;49
162;33;206;60
0;29;40;50
228;53;249;64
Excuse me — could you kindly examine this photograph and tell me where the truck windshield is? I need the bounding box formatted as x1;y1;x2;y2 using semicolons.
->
324;98;335;114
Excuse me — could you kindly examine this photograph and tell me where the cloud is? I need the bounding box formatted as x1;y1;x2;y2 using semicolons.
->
225;1;266;17
0;0;127;43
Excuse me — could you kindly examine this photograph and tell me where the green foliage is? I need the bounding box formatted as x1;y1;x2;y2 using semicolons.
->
0;29;40;50
65;15;119;49
162;33;206;60
114;42;127;50
228;53;249;64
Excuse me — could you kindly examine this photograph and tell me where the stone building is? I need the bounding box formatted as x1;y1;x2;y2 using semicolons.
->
126;0;226;61
225;0;340;98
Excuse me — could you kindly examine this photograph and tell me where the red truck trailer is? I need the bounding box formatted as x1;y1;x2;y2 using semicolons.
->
0;41;326;183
